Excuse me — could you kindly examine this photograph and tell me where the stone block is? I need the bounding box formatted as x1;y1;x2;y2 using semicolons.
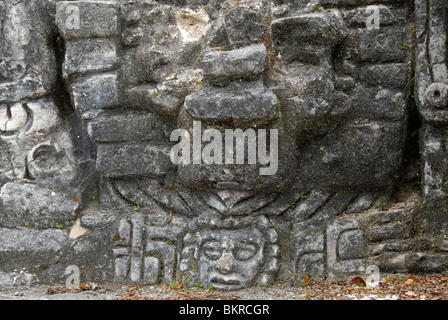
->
338;230;366;260
70;73;119;119
359;63;409;88
80;211;120;229
413;196;448;234
296;253;325;281
288;227;326;280
184;80;279;122
56;1;119;40
352;86;407;121
357;26;411;62
63;38;118;78
203;44;268;84
224;6;265;47
327;218;366;279
271;13;343;63
297;121;406;189
133;45;170;81
0;271;32;287
370;252;448;274
0;228;67;253
421;125;448;202
334;76;355;92
440;240;448;252
143;257;160;285
115;219;131;247
369;223;406;241
272;13;341;45
87;113;174;143
125;85;183;115
114;257;129;283
97;143;174;178
0;182;78;229
342;5;409;27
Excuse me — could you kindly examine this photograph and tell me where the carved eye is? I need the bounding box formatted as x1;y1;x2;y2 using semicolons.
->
203;241;222;260
234;244;258;261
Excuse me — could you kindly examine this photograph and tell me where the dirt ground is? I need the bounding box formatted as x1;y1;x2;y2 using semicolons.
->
1;272;447;300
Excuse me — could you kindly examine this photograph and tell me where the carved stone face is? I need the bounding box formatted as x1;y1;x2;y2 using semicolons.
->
197;229;264;290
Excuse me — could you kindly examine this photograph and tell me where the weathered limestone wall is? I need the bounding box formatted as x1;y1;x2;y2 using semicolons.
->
0;0;447;289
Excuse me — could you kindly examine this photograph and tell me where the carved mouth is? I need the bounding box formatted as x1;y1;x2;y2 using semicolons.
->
210;277;241;287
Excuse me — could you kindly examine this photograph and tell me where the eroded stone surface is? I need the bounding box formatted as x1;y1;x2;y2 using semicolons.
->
202;44;268;84
0;182;78;229
0;0;447;290
184;80;279;122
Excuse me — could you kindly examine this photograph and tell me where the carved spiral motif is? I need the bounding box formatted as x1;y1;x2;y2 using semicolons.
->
425;83;448;109
0;103;28;135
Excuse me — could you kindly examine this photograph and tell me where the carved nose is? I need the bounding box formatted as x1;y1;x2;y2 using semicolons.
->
215;252;237;274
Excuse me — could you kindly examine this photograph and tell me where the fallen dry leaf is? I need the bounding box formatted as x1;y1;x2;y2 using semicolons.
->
302;275;311;287
349;276;366;286
408;275;417;281
405;279;414;286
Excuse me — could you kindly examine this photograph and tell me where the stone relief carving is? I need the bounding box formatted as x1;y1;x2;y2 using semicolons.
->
415;0;448;203
180;214;279;290
0;0;448;289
